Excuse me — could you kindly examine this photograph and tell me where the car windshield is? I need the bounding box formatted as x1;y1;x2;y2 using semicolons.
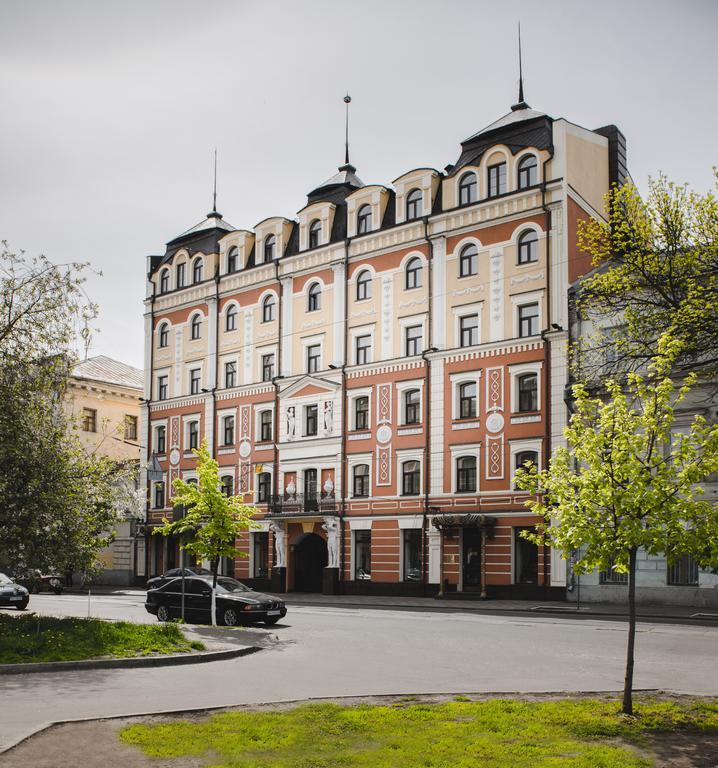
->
0;573;12;585
214;577;250;594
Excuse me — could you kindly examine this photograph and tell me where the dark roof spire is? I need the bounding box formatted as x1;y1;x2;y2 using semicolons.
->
512;22;530;112
208;147;222;219
343;93;351;166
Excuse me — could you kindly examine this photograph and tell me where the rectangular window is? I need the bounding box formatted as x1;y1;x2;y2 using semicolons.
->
124;415;138;441
253;532;269;578
404;390;421;425
488;162;507;197
155;425;166;454
225;361;236;388
82;407;97;432
261;353;275;382
187;421;199;451
354;530;371;580
518;303;539;338
307;344;321;374
355;335;371;365
222;415;235;446
402;461;421;495
352;465;369;498
153;481;165;509
354;396;369;430
304;404;318;436
260;410;273;442
405;325;423;357
157;375;168;401
599;557;629;585
176;263;185;288
402;529;422;582
667;554;699;586
458;382;477;419
459;315;479;347
257;472;271;503
189;368;201;395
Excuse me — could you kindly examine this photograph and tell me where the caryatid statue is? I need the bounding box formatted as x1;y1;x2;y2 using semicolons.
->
269;521;286;569
322;517;339;569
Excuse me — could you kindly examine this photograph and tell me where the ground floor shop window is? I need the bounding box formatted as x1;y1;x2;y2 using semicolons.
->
513;527;538;584
402;529;422;582
354;530;371;580
253;532;269;578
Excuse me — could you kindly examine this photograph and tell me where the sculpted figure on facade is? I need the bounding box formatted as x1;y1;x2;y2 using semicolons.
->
322;517;339;569
269;521;286;569
286;406;296;440
323;400;333;433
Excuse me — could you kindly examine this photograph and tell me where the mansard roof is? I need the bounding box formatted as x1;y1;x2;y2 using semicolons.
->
162;210;236;261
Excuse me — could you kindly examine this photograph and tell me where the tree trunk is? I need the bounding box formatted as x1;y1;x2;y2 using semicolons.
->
211;559;219;627
622;547;637;715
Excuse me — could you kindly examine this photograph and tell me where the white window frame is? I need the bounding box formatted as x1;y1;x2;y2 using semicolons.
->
509;361;543;414
348;387;372;431
452;301;483;349
511;290;544;339
351;265;376;302
348;325;375;366
259;290;278;324
450;370;482;420
300;333;324;374
222;301;240;333
254;465;274;504
182;414;201;454
151;419;168;455
395;379;424;427
347;453;372;499
256;344;278;383
396;448;423;495
188;310;204;341
186;361;204;395
253;402;276;443
509;438;542;489
154;367;171;401
217;407;238;447
399;314;427;358
450;443;481;494
221;354;240;389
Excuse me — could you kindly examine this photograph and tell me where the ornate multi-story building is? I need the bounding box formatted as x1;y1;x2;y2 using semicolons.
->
141;88;626;598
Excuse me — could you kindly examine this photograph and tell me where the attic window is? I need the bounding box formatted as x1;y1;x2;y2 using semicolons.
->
406;188;422;221
357;204;372;234
308;219;322;249
192;258;204;284
518;155;538;189
459;172;477;206
159;269;169;294
264;235;276;263
227;247;239;274
488;163;506;197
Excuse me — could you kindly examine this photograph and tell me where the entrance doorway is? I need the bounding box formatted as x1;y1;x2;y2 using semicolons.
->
292;533;327;592
462;528;482;592
514;527;538;583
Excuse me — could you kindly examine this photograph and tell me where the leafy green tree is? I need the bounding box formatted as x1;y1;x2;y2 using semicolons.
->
516;336;718;715
576;174;718;381
0;242;127;579
154;441;258;625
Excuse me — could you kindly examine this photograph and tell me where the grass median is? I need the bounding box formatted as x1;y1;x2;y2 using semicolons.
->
120;697;718;767
0;614;204;664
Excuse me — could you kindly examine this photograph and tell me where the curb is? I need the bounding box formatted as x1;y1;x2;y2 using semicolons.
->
0;645;262;676
0;688;666;756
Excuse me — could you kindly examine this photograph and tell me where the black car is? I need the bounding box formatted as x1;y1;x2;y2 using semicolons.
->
0;572;29;610
145;566;213;591
145;575;287;626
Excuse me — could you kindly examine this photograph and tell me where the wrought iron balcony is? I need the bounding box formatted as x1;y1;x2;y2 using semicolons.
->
268;492;337;515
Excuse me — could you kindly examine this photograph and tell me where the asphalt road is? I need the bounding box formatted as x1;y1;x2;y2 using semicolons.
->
2;593;718;751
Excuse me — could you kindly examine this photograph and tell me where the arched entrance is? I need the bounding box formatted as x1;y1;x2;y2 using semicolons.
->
292;533;327;592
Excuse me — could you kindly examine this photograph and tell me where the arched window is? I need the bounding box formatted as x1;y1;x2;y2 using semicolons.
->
176;262;186;288
264;235;276;263
405;257;422;290
357;204;372;234
458;172;477;206
225;304;237;332
307;282;321;312
402;461;420;496
404;389;421;425
356;269;371;301
262;294;275;323
190;314;201;340
459;244;478;277
518;155;538;189
192;258;203;284
159;269;169;294
353;464;369;498
518;373;538;412
227;247;238;274
518;230;538;264
456;456;477;493
405;188;422;221
158;322;169;348
488;161;507;197
220;475;234;497
515;450;538;489
308;219;322;249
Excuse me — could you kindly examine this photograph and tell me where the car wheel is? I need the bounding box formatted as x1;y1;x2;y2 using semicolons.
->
16;601;28;611
264;617;280;625
156;604;171;622
50;581;63;595
222;607;239;626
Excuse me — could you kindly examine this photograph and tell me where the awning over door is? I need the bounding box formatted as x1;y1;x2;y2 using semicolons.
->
432;513;497;529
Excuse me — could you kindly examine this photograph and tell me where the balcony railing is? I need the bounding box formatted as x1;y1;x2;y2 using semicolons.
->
268;492;337;515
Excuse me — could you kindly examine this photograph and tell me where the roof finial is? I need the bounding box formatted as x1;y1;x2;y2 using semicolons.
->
512;22;530;111
343;93;351;166
208;147;222;219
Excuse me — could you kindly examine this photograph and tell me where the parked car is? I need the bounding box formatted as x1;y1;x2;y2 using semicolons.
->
145;575;287;626
145;566;213;591
16;570;63;594
0;573;29;610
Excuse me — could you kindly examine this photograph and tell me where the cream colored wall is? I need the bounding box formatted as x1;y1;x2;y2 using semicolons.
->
291;280;334;374
66;381;141;461
346;186;390;238
566;131;609;214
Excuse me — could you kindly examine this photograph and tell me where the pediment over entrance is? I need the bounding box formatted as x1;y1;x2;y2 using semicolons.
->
279;374;340;400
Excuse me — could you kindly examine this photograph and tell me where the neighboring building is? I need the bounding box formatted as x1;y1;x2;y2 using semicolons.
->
67;355;144;585
141;87;625;598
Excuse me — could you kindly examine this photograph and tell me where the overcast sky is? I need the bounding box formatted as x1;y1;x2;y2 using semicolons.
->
1;0;716;370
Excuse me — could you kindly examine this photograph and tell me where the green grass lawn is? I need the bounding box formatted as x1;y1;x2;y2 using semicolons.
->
120;697;718;767
0;614;204;664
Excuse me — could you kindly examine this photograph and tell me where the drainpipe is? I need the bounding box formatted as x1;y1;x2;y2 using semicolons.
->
273;258;283;501
144;285;156;580
339;238;350;586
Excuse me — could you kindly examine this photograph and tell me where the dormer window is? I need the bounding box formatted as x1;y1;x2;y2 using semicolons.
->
518;155;538;189
192;258;203;284
176;262;185;288
307;282;321;312
406;188;422;221
159;269;169;294
459;172;477;206
357;204;372;234
264;235;276;263
308;219;322;249
227;247;238;274
488;163;507;197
